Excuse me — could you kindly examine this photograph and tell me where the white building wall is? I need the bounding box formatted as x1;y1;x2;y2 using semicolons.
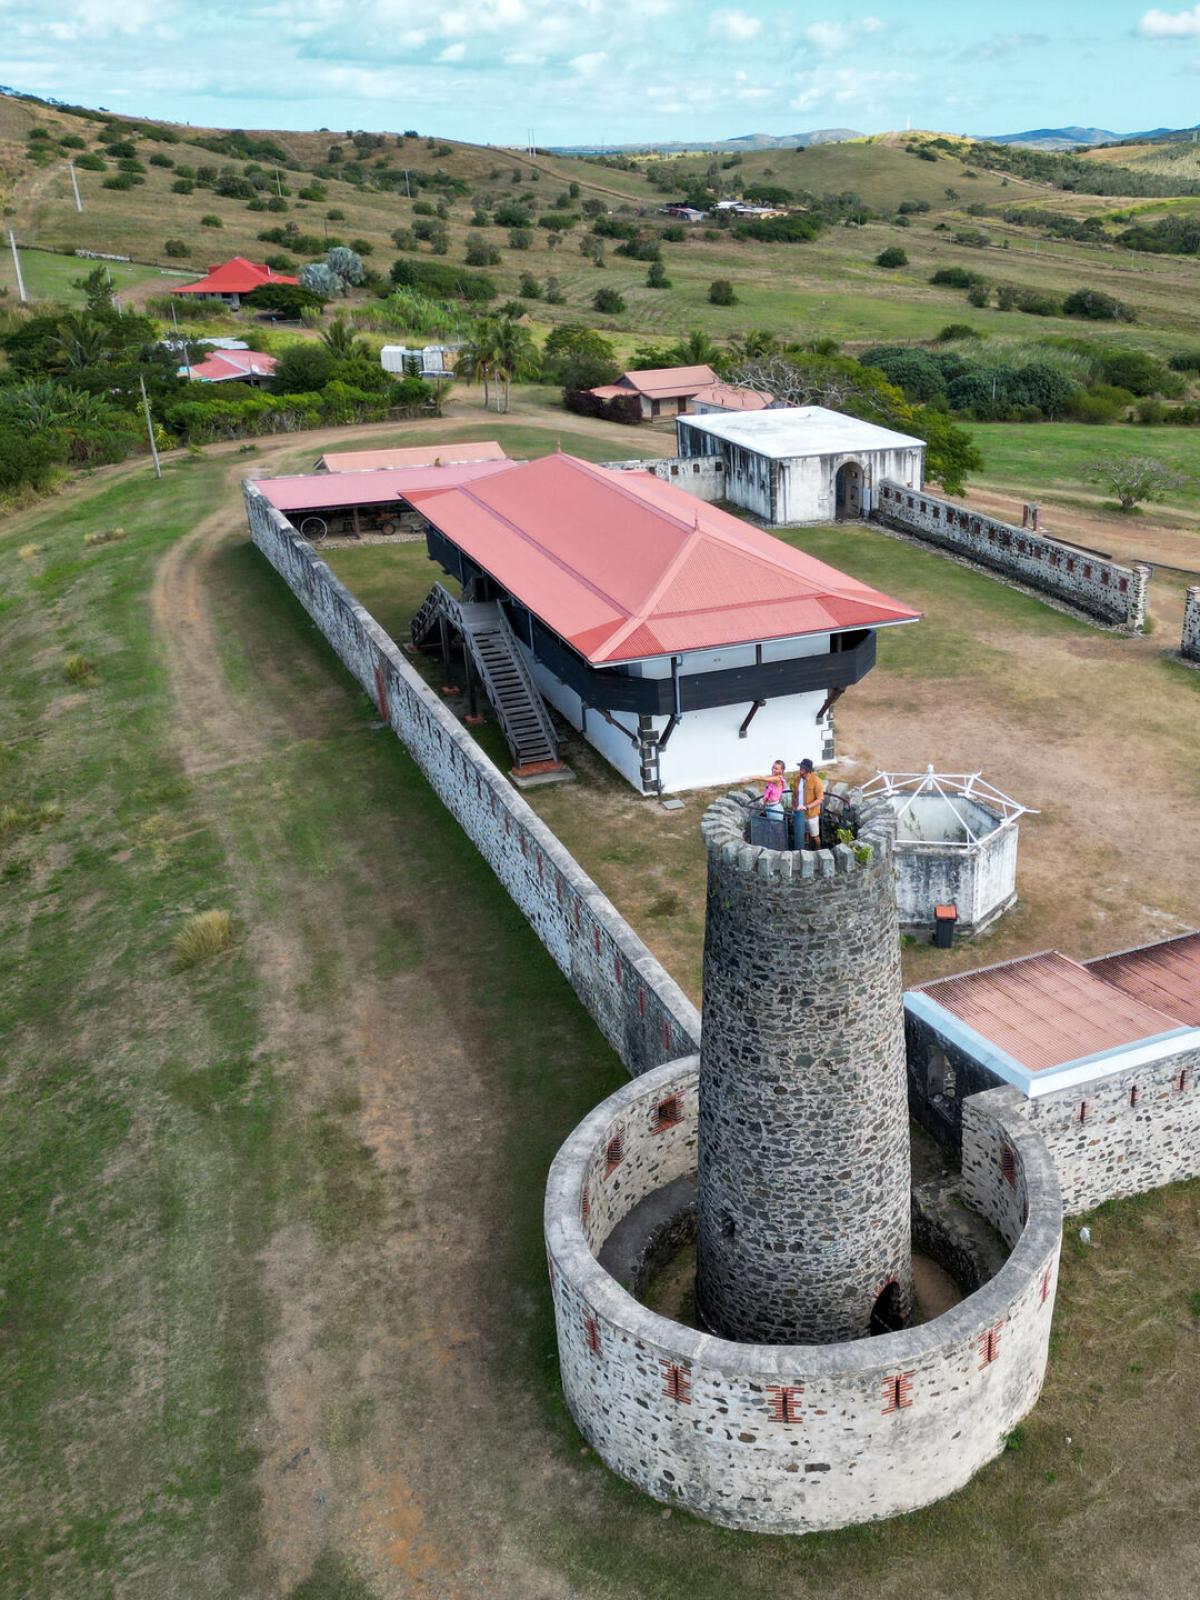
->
713;444;925;525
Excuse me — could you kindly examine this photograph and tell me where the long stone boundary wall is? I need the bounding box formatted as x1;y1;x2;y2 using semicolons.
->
244;483;701;1076
545;1060;1061;1534
1183;586;1200;662
601;455;727;502
873;481;1149;629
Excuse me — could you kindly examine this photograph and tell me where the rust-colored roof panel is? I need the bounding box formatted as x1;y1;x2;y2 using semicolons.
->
406;451;921;664
172;256;297;294
618;364;717;398
251;460;517;513
917;950;1185;1072
1088;932;1200;1027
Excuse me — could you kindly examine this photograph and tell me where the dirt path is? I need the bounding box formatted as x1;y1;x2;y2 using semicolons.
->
149;441;585;1598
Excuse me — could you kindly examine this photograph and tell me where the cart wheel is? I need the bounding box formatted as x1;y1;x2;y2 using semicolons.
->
379;520;396;537
299;516;328;542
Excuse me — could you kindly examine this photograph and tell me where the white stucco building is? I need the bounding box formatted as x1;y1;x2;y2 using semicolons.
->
676;405;926;525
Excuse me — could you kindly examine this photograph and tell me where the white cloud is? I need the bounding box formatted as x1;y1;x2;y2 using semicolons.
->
1138;5;1200;36
438;40;466;59
790;64;893;112
568;50;606;75
707;8;761;42
802;16;884;55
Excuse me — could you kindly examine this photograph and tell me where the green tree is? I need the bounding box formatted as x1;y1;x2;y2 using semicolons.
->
708;279;736;305
1088;455;1186;513
875;246;908;269
493;317;539;411
271;342;336;394
592;287;625;315
458;318;501;409
319;317;365;359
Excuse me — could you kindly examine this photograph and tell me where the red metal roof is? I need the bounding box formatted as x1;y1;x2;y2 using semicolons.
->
186;349;277;383
917;950;1185;1071
316;442;507;472
690;383;773;412
616;364;717;399
252;459;518;513
1088;932;1200;1027
406;451;920;664
172;257;298;295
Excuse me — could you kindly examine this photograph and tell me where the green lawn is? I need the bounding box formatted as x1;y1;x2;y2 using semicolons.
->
968;421;1200;513
0;245;179;304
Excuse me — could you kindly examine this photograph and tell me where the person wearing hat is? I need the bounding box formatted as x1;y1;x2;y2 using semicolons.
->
793;758;824;849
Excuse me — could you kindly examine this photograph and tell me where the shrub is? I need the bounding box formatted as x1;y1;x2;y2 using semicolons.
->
83;527;128;548
1066;384;1132;423
1169;348;1200;372
518;272;540;298
149;152;174;167
263;253;296;272
63;653;96;685
733;213;821;243
930;266;984;289
215;175;257;200
875;246;908;269
75;153;105;171
244;282;323;316
171;909;236;971
1016;289;1062;317
1100;348;1172;397
350;238;374;256
464;232;500;267
593;287;626;314
164;239;190;258
936;323;984;341
564;388;642;424
538;213;578;231
171;177;194;194
708;278;737;305
646;261;671;288
1063;288;1135;322
389;258;497;302
103;173;137;191
966;284;989;307
200;213;222;227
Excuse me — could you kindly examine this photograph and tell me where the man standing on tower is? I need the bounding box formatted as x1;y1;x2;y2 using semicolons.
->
794;758;824;849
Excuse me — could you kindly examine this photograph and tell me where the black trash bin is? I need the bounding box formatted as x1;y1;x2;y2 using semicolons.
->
934;903;958;949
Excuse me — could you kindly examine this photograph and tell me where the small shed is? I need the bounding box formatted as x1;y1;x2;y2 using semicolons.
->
861;769;1033;933
676;405;925;524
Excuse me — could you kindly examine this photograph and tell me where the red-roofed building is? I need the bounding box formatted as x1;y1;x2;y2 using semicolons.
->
688;382;773;414
406;450;919;791
171;257;298;309
589;364;719;421
183;348;278;386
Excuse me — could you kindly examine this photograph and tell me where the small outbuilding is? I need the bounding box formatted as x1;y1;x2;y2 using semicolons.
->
170;256;297;310
676;404;925;525
861;768;1032;934
588;364;719;421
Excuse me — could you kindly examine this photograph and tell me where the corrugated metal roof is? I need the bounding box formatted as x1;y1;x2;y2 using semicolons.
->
251;459;517;513
406;451;920;664
690;384;773;412
186;349;277;383
916;950;1185;1071
1088;932;1200;1027
617;364;717;398
316;442;507;472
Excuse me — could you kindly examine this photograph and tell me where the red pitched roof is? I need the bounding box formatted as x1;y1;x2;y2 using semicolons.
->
616;364;718;399
315;442;508;472
187;349;277;383
1088;933;1200;1027
916;951;1185;1071
406;452;919;665
252;459;517;513
690;383;772;412
172;256;298;295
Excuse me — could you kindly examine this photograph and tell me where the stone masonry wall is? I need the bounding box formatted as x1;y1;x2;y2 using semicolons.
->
1183;586;1200;662
1009;1047;1200;1214
874;482;1149;628
601;455;727;503
696;793;912;1344
244;483;701;1076
545;1057;1062;1535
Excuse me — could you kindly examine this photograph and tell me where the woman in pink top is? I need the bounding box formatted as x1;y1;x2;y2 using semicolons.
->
760;760;787;820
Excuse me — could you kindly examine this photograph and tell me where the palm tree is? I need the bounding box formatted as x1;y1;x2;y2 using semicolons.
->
492;317;539;413
459;317;501;411
49;314;115;373
670;328;721;368
320;316;364;359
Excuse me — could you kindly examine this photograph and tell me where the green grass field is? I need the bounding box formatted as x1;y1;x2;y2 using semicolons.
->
0;246;180;303
968;421;1200;509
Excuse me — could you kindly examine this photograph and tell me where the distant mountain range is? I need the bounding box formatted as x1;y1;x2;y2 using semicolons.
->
547;129;862;155
985;123;1200;150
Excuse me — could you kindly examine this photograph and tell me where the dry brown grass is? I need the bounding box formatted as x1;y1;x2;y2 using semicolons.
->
170;908;236;971
83;526;127;548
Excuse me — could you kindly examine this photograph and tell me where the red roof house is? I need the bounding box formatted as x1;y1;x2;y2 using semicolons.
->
184;348;278;385
407;450;918;665
172;257;298;307
589;364;719;420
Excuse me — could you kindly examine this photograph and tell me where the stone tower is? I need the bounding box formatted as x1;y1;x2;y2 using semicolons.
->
696;792;912;1345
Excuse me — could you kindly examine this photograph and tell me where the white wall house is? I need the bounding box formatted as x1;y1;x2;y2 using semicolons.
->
676;405;926;525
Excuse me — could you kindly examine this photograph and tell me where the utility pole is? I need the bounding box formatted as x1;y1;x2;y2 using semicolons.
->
274;164;283;198
403;168;411;198
7;229;27;304
68;161;83;213
139;374;162;479
170;300;190;379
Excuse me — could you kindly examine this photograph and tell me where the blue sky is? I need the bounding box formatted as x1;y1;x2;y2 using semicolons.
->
4;1;1200;145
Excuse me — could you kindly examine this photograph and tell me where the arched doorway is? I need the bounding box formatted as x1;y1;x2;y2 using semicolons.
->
835;460;864;520
869;1278;908;1334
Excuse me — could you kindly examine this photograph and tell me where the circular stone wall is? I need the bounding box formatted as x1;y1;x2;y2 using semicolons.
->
545;1056;1062;1536
697;794;912;1344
